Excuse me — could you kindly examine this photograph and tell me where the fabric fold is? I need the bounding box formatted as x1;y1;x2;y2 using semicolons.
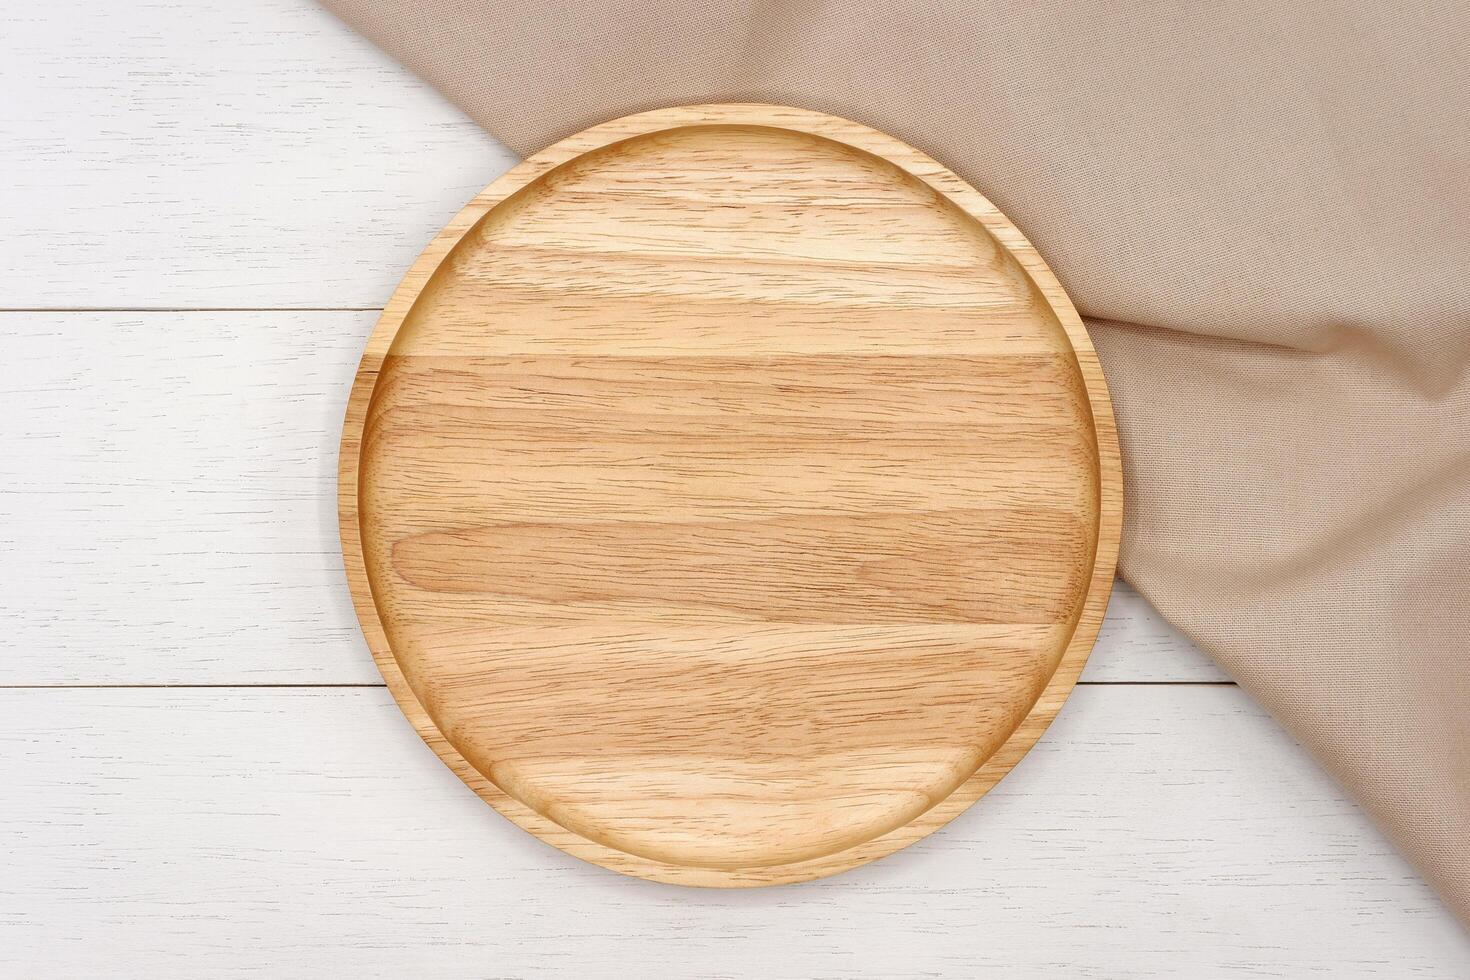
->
320;0;1470;920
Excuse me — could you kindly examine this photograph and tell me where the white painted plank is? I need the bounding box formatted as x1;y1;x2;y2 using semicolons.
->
0;0;513;308
1;311;375;682
2;685;1464;978
1088;580;1228;682
0;311;1222;684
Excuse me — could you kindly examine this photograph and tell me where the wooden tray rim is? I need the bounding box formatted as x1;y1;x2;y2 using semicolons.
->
337;103;1123;887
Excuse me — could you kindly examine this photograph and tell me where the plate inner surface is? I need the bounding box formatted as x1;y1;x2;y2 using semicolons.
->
346;108;1118;886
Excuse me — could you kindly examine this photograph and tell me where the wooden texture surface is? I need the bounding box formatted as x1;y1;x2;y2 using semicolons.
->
341;106;1122;884
5;686;1468;980
2;0;1467;972
0;310;1191;685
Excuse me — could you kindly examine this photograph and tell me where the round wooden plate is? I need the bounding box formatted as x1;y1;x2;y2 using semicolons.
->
339;104;1121;886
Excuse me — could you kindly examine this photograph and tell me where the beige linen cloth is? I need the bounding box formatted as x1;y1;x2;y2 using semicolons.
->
322;0;1470;919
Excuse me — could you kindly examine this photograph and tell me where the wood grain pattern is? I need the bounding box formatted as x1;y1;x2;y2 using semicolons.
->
340;105;1122;885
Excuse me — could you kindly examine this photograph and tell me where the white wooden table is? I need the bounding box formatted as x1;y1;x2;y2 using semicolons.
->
2;1;1467;976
